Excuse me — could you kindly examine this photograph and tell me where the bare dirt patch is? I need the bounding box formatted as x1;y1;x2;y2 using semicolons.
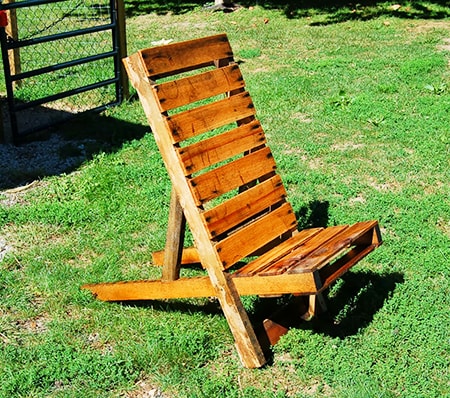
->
331;142;365;151
125;380;168;398
437;218;450;238
408;20;450;34
437;37;450;52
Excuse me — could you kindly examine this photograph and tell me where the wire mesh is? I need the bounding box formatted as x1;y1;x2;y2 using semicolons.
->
0;0;121;141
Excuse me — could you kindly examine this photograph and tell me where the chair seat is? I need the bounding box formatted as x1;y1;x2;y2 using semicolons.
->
236;220;380;277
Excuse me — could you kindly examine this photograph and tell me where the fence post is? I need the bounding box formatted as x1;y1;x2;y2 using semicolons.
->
116;0;129;99
5;0;21;87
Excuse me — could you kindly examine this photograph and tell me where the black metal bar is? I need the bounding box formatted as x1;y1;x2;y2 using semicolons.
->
0;0;122;142
5;23;115;50
109;0;122;103
13;77;119;111
0;26;19;139
0;0;70;12
12;50;116;81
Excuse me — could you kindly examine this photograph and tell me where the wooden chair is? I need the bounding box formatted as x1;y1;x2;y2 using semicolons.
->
82;34;382;368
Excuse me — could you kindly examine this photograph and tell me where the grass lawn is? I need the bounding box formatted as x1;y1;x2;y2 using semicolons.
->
1;2;449;397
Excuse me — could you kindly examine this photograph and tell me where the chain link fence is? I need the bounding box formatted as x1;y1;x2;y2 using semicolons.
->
0;0;126;143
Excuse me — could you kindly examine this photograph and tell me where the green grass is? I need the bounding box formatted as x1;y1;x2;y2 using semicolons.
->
1;3;450;397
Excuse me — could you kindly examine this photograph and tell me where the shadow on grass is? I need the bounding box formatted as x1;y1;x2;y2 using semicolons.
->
116;269;403;352
109;199;400;364
296;200;330;230
123;0;450;22
307;270;404;338
115;198;401;352
0;110;148;191
253;0;450;22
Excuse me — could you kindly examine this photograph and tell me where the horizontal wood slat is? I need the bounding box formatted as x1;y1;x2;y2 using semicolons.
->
178;120;265;175
139;33;233;79
82;270;319;301
259;225;349;276
202;175;287;238
189;147;276;205
287;220;380;274
156;64;245;112
166;91;256;143
215;202;297;269
234;227;324;277
152;246;200;266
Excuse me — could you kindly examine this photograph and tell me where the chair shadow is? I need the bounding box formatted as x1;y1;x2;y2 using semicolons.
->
305;270;404;338
296;199;330;230
118;199;401;349
117;269;403;347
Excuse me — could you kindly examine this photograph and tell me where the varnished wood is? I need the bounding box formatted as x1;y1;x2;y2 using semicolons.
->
216;202;297;269
202;175;286;238
152;246;200;266
189;146;276;205
287;220;380;274
156;64;244;112
166;91;256;143
140;33;233;79
83;34;383;369
177;119;265;175
82;270;319;301
161;189;186;281
259;225;349;276
234;228;324;277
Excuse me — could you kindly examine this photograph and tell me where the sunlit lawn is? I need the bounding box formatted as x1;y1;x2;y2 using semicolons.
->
1;3;449;397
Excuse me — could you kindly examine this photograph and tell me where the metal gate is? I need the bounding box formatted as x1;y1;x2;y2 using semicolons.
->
0;0;126;143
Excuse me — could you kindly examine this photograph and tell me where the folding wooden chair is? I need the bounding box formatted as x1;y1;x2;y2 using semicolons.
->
82;34;382;368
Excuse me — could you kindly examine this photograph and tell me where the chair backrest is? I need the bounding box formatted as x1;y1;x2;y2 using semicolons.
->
124;34;298;271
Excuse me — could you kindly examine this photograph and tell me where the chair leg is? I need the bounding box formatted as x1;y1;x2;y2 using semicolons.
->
206;270;267;368
162;188;186;281
301;293;328;321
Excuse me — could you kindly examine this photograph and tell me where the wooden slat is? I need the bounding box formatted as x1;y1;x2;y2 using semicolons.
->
152;247;201;266
216;202;297;269
234;227;324;277
287;221;379;274
318;242;379;292
178;120;265;175
189;147;276;205
202;175;287;238
140;33;233;79
259;225;349;276
156;64;245;111
166;91;256;143
82;270;319;301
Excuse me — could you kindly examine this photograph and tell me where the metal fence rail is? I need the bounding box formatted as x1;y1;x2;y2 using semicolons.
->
0;0;126;143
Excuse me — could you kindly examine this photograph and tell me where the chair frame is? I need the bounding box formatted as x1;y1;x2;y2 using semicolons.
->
83;34;382;368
